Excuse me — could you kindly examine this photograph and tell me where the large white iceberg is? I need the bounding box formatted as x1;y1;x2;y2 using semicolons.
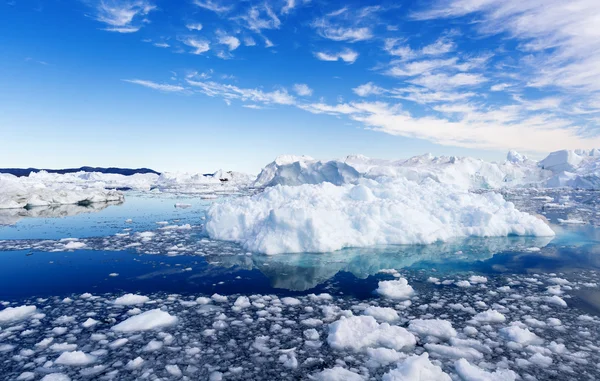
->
0;174;124;210
253;149;600;190
205;177;554;254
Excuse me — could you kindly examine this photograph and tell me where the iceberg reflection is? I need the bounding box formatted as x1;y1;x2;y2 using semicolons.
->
0;201;123;225
205;236;554;291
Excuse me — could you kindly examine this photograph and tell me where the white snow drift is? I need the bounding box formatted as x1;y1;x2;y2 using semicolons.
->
206;177;554;254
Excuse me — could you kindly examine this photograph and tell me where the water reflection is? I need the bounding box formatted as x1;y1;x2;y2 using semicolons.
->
0;201;123;225
205;236;555;291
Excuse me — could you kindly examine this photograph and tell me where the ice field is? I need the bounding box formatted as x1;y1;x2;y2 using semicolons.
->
1;150;600;380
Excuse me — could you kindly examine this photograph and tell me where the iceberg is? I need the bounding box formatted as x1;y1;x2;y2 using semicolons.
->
205;177;555;254
0;174;124;210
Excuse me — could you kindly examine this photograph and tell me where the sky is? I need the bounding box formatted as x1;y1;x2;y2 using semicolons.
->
1;0;600;174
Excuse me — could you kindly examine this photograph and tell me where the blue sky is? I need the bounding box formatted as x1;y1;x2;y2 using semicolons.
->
1;0;599;173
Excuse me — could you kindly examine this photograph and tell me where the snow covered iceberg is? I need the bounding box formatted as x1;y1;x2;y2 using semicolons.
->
0;174;124;210
205;177;555;254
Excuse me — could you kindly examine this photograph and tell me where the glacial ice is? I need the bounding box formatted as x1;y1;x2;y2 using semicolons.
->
0;174;124;210
206;177;554;254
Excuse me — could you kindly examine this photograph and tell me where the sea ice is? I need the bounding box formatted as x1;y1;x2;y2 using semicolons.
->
111;309;178;332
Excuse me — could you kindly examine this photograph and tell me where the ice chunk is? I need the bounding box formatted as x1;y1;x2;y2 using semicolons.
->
309;366;364;381
113;294;150;306
454;358;517;381
382;353;451;381
499;326;543;345
376;279;414;300
472;309;506;324
55;351;96;366
41;374;71;381
327;316;415;351
362;306;399;322
408;319;457;340
0;305;36;323
111;309;178;332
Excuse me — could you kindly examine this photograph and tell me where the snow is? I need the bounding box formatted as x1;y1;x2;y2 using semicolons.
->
327;315;416;352
0;305;37;323
111;309;178;332
206;177;554;254
376;279;415;300
113;294;150;305
382;353;451;381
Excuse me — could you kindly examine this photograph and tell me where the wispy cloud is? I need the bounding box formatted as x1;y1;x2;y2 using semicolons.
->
123;79;186;93
92;0;156;33
293;83;313;96
312;5;377;42
186;79;296;106
414;0;600;93
193;0;233;14
353;82;385;97
314;49;358;64
185;23;203;31
183;37;210;55
217;33;241;51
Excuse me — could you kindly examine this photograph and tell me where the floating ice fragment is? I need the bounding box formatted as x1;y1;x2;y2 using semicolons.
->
0;305;36;323
327;315;415;352
55;351;96;366
454;358;517;381
408;319;457;340
472;309;506;324
111;309;178;332
114;294;150;305
376;278;414;300
309;366;365;381
382;353;451;381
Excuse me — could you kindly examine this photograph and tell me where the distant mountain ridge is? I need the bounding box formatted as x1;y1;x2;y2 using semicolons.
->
0;167;160;177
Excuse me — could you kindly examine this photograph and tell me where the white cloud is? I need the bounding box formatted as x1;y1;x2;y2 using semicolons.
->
299;100;600;153
312;6;376;42
314;49;358;64
186;79;296;106
183;38;210;55
92;0;156;33
391;87;476;105
238;4;281;32
490;83;511;92
123;79;186;93
316;25;372;42
218;34;241;51
293;83;313;96
422;37;455;55
153;42;170;48
186;23;203;31
243;36;256;46
353;82;385;97
409;73;488;90
281;0;296;14
193;0;232;13
414;0;600;92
